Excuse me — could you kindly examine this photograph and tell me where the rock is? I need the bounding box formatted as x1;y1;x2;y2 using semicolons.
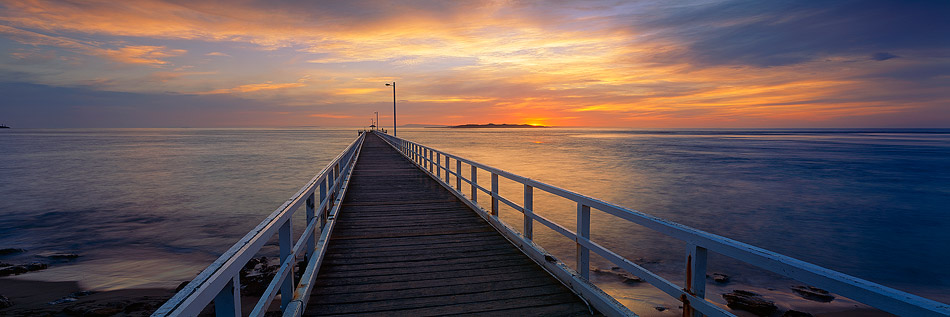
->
240;256;277;296
49;297;78;305
0;262;10;267
0;262;48;276
722;290;778;316
590;267;643;284
0;295;13;309
708;272;730;284
70;290;96;297
633;257;661;265
124;301;154;313
0;248;26;255
86;307;124;316
790;285;835;302
24;262;48;271
782;310;814;317
39;252;80;260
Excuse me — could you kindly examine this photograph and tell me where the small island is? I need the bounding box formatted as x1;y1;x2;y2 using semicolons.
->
449;123;547;128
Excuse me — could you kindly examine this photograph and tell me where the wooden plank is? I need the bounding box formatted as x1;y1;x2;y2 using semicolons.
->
311;284;573;314
315;263;540;285
313;275;556;305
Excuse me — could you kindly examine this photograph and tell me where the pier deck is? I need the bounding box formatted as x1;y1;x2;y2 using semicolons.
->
304;133;595;316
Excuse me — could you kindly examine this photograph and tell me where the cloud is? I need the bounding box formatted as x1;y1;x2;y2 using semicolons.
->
205;52;230;57
192;82;306;95
308;114;352;119
626;0;950;67
871;52;899;61
103;45;186;65
0;25;185;66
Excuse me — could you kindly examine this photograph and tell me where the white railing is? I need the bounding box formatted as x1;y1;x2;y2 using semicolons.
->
153;133;366;317
376;133;950;317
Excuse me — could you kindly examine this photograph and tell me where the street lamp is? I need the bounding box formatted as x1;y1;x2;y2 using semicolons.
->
374;112;378;131
385;82;396;136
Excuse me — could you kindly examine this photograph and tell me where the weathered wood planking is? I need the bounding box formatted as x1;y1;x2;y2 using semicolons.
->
305;133;597;316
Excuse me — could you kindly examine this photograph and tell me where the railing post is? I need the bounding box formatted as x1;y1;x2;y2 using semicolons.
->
456;159;462;191
444;156;451;183
436;152;441;178
305;192;315;259
471;166;478;203
429;149;434;173
684;243;708;317
523;184;533;240
491;173;499;217
279;219;294;310
319;179;327;228
333;163;340;190
576;203;591;280
213;275;241;317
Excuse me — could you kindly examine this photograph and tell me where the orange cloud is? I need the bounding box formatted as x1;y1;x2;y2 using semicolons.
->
308;114;352;119
193;82;306;95
103;45;186;65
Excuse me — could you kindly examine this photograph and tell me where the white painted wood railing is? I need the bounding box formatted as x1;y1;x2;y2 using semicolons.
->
153;133;366;317
376;132;950;317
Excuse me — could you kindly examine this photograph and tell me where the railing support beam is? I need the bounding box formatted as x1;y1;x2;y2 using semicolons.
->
305;193;315;259
213;275;241;317
524;184;534;240
490;173;499;217
684;243;708;317
279;219;293;310
577;203;591;280
471;166;478;203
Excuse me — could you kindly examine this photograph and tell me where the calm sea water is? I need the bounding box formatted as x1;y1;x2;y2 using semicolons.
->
1;128;948;311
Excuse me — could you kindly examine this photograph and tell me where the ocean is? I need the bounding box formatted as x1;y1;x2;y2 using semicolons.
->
1;128;948;314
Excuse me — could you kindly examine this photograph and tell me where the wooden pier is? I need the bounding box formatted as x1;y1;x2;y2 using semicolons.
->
156;131;949;317
305;133;595;316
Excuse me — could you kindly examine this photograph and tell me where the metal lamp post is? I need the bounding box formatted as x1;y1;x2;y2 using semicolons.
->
385;82;396;136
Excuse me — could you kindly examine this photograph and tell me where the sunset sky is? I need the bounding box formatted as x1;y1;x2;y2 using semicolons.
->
1;0;948;128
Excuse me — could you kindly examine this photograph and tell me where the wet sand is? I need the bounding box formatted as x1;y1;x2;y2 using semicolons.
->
0;278;173;316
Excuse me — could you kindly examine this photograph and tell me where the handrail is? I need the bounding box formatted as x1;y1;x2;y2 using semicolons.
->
376;133;950;317
153;132;366;317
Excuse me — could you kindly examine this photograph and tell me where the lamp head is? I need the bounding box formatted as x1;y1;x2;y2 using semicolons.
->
385;83;391;86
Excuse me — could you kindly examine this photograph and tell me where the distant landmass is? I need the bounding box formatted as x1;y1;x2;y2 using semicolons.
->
400;123;447;128
448;123;547;128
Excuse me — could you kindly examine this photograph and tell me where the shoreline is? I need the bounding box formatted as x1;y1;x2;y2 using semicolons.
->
0;278;173;316
1;277;898;316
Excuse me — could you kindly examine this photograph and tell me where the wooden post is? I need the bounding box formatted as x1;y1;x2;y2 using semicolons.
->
445;156;451;183
279;220;293;309
319;179;327;228
471;166;478;203
523;184;533;240
456;159;462;191
436;152;441;178
213;275;240;317
305;192;315;259
490;173;499;217
576;203;591;280
685;243;708;317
